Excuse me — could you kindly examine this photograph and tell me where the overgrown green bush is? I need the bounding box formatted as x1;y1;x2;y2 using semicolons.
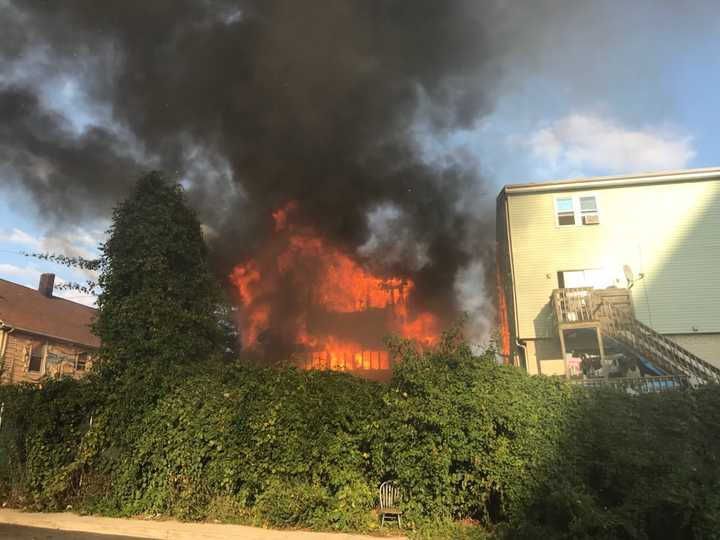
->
507;385;720;540
94;172;227;379
254;480;329;528
374;329;577;528
0;377;102;509
0;364;382;530
2;334;720;539
98;366;382;528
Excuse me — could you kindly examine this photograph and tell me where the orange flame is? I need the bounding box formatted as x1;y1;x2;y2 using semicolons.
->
230;203;439;374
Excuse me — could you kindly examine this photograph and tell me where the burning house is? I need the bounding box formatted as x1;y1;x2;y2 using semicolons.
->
0;1;499;367
230;203;440;379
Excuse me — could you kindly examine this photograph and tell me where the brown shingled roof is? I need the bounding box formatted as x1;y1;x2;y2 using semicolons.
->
0;278;100;348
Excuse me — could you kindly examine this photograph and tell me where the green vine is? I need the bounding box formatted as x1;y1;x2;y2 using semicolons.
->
21;252;100;272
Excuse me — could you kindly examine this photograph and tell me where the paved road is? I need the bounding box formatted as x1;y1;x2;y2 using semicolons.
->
0;524;146;539
0;510;400;540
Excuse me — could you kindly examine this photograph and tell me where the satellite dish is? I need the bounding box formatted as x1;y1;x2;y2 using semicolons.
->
623;265;635;288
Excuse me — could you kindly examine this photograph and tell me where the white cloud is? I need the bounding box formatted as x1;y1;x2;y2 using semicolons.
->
38;230;102;284
1;225;103;283
40;227;103;261
526;114;696;178
5;228;41;249
52;288;97;307
0;225;102;307
0;263;41;283
0;263;96;307
2;225;103;260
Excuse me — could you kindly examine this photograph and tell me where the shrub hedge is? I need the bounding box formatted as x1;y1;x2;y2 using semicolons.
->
1;332;719;539
509;385;720;540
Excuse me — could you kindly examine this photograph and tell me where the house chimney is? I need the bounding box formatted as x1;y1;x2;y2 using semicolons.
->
38;273;55;298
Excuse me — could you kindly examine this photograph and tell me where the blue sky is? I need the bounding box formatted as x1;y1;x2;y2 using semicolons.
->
2;2;720;306
0;187;104;306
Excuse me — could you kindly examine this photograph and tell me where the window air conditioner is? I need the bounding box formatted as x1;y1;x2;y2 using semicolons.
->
582;214;600;225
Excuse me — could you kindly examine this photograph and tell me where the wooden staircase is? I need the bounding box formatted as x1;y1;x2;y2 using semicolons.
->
552;287;720;389
599;302;720;386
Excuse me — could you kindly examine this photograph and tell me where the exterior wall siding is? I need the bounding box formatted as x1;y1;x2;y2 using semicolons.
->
666;333;720;366
523;338;564;376
507;178;720;353
0;330;94;385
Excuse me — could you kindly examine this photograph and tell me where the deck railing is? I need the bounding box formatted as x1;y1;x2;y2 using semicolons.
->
552;287;633;326
292;350;392;372
600;304;720;385
572;374;689;393
550;287;720;386
552;287;595;324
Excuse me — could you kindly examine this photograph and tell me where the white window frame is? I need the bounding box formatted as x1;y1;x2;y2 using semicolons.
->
554;194;600;227
27;343;47;374
554;196;577;227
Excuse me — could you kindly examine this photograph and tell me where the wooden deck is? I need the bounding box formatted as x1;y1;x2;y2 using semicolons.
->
551;287;634;379
551;286;720;385
552;287;632;328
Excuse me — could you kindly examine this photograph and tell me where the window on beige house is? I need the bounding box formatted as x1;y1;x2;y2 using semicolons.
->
579;196;599;224
556;197;575;226
555;195;600;226
76;352;89;371
28;345;44;372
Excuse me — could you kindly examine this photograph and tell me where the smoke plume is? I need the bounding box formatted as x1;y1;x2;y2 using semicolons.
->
1;0;524;338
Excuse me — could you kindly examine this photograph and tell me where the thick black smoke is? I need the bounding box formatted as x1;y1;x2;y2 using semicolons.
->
1;0;504;323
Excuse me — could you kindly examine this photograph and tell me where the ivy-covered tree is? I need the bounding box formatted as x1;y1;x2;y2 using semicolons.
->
94;171;226;377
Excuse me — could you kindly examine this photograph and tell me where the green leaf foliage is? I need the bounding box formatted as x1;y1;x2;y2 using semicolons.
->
1;331;719;538
0;378;102;510
94;171;226;378
507;385;720;540
374;329;576;527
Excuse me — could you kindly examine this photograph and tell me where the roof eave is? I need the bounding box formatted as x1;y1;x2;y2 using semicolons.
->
3;323;100;350
502;166;720;195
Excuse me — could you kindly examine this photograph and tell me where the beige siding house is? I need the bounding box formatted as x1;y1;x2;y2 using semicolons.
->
0;274;98;384
497;167;720;376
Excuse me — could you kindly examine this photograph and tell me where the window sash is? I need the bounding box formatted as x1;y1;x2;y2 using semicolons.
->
556;198;574;213
555;197;576;226
555;195;599;225
580;196;598;214
28;345;44;372
76;353;88;371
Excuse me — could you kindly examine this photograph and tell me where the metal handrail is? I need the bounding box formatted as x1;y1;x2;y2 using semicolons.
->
601;303;720;385
633;318;720;381
550;288;718;386
572;374;688;393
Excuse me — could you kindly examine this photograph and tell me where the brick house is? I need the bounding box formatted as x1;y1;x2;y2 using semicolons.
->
0;274;99;384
